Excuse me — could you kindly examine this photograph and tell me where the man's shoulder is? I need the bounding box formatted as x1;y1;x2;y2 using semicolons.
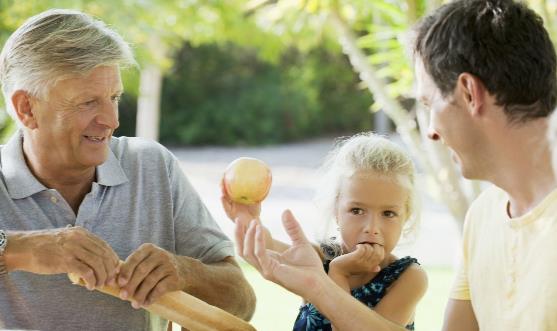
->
110;136;175;162
110;135;167;153
462;185;506;231
108;136;178;177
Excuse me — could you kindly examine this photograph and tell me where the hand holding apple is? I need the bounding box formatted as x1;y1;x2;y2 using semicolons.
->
223;157;272;205
221;157;273;254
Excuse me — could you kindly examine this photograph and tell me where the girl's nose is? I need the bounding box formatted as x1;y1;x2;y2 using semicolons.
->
363;217;380;235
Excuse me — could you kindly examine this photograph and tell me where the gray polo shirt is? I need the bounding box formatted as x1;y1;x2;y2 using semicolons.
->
0;132;234;331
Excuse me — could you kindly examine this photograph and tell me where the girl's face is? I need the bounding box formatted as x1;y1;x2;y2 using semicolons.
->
335;170;409;259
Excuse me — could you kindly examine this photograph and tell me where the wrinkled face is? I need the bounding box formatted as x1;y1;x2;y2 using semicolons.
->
28;65;122;171
335;171;408;257
415;58;486;179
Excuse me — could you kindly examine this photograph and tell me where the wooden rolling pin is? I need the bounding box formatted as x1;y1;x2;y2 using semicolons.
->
68;273;256;331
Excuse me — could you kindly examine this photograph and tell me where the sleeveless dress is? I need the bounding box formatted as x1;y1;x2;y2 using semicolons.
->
292;256;418;331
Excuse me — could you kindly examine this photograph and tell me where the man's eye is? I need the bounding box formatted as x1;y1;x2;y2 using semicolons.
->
111;95;122;103
350;208;364;215
83;99;97;107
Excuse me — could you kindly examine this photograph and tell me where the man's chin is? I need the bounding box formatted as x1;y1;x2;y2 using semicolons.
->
451;153;474;179
81;150;109;167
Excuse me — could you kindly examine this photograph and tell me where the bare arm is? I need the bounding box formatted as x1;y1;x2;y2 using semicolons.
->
327;244;385;293
177;255;256;320
243;210;408;331
309;276;407;331
373;264;428;326
221;189;297;255
117;245;256;320
327;250;426;330
5;227;120;289
442;299;479;331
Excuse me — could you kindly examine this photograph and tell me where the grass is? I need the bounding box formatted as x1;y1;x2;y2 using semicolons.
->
241;263;454;331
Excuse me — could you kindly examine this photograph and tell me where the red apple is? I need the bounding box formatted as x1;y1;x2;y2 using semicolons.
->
223;157;272;205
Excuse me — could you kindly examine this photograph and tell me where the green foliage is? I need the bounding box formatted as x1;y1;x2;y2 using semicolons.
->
0;107;15;144
118;42;373;145
301;47;374;133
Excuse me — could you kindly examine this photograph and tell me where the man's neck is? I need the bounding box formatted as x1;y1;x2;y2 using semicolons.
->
487;119;557;218
22;135;95;213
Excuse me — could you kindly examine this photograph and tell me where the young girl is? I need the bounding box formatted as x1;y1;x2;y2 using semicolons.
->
221;132;427;330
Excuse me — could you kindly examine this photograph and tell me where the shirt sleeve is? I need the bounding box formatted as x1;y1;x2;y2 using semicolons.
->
169;157;235;263
449;211;472;300
450;259;471;300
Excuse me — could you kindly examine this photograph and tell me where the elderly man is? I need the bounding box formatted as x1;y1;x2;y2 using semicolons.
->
0;9;255;330
232;0;557;330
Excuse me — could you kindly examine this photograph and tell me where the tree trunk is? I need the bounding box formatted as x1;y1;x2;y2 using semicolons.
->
329;10;478;231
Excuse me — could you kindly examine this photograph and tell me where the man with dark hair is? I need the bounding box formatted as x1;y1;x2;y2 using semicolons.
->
225;1;557;330
414;1;557;329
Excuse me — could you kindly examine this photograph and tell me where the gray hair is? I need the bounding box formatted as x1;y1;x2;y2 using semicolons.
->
315;132;420;253
0;9;136;122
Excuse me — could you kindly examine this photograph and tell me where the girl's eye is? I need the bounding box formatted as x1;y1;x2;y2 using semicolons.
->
350;208;364;215
383;210;398;218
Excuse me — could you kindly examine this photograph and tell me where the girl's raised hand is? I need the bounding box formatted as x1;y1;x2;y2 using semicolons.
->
220;177;261;222
220;177;263;255
329;244;384;278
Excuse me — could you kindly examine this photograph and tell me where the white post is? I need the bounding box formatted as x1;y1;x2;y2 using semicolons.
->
135;64;163;141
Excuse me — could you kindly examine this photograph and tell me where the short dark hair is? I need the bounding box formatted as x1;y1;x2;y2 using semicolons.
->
414;0;557;123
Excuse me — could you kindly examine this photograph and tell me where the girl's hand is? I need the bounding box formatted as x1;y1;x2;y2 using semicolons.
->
220;177;261;223
220;177;270;254
329;244;384;278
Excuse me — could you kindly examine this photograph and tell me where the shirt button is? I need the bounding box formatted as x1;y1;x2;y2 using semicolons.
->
50;196;58;204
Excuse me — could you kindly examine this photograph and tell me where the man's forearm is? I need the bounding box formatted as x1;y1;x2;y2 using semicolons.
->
309;276;405;331
177;255;256;320
4;231;33;272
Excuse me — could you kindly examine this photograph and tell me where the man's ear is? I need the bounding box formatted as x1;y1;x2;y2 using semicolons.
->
11;90;38;129
456;73;487;117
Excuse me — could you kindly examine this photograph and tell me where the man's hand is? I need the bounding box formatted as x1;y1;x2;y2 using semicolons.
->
8;226;120;290
242;209;327;300
117;243;186;308
329;243;384;278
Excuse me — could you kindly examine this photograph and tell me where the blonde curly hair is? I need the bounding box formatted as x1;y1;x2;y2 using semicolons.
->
314;132;420;259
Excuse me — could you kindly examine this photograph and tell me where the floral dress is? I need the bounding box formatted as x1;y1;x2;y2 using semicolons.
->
292;256;418;331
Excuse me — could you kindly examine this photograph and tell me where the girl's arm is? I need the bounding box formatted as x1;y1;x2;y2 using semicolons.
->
327;243;384;293
221;185;290;254
259;225;290;253
249;211;411;331
221;182;323;257
372;264;428;326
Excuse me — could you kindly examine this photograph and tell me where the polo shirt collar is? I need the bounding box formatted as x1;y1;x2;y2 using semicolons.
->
96;142;128;187
2;131;128;199
2;131;46;199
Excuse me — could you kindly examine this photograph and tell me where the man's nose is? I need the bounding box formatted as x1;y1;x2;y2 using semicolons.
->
427;118;440;141
427;129;440;141
96;101;119;129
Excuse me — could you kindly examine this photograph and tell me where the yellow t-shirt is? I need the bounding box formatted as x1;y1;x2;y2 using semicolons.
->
450;185;557;330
